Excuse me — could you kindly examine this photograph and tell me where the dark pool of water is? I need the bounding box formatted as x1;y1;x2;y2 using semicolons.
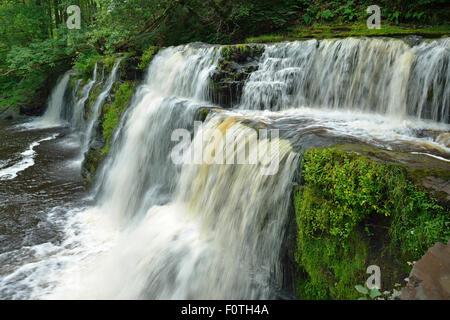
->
0;120;88;298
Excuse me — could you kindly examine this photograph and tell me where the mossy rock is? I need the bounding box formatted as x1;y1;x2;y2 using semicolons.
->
100;81;136;154
119;54;144;81
81;147;104;186
138;46;160;71
335;143;450;208
246;24;450;43
85;83;103;120
102;54;120;73
293;147;450;299
220;44;264;63
209;44;264;108
81;80;137;186
194;107;211;122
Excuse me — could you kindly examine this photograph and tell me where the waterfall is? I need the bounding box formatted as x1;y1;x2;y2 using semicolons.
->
50;116;299;300
81;59;123;155
94;46;219;223
240;37;450;123
70;63;98;132
44;44;299;299
36;71;73;127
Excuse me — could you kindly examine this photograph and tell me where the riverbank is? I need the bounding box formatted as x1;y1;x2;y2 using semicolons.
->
246;23;450;43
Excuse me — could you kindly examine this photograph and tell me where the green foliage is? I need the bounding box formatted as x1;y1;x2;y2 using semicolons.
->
355;283;401;300
301;149;395;241
355;284;382;300
138;46;159;70
294;148;450;299
73;50;102;78
101;81;135;154
101;104;119;154
103;55;119;73
301;148;449;256
1;0;449;117
0;1;98;115
113;82;135;113
295;214;368;299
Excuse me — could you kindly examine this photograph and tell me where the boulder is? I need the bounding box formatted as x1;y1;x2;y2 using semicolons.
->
210;44;264;108
400;240;450;300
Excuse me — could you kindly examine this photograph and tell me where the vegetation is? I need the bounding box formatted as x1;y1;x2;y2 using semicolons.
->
101;81;135;154
294;148;449;299
137;46;159;71
247;24;450;43
1;1;449;118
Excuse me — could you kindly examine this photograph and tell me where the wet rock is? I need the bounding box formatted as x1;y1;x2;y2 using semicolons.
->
0;107;20;121
399;240;450;300
19;68;69;117
119;55;144;81
210;44;264;108
402;35;424;47
81;142;105;186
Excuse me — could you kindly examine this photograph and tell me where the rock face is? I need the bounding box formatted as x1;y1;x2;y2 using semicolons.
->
210;45;264;108
400;240;450;300
119;55;144;81
0;106;20;121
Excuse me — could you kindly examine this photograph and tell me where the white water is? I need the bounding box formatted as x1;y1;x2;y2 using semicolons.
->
30;45;297;299
33;71;73;128
0;134;59;181
70;63;98;131
82;59;123;155
45;119;298;299
240;37;450;123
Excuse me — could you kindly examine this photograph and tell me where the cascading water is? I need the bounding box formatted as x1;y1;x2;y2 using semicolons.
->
36;71;74;127
82;59;123;155
94;46;219;223
48;118;299;299
38;44;299;299
70;63;98;132
240;37;450;123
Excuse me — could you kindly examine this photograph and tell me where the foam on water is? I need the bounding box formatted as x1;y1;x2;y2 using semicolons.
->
0;134;59;181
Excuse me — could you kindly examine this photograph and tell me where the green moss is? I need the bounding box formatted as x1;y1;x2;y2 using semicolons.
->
196;108;211;122
73;51;102;80
408;167;450;184
138;46;159;70
246;24;450;43
294;147;450;299
220;44;264;62
85;84;102;119
103;54;119;73
81;148;103;186
101;81;135;154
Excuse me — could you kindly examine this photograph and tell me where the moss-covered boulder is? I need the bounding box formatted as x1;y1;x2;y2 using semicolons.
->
137;46;159;71
293;147;450;300
210;44;264;108
336;143;450;208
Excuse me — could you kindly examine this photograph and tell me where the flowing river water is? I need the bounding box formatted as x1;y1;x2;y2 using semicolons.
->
0;38;449;299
